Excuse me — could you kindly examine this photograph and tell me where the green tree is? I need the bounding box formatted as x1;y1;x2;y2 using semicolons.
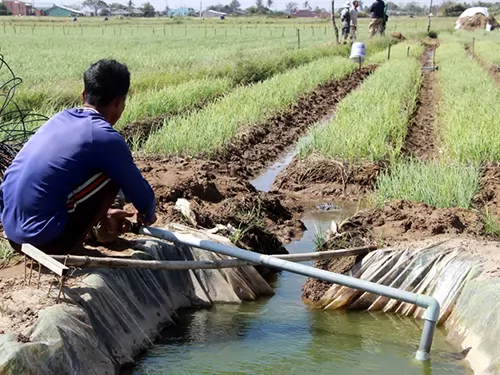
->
142;1;155;16
0;3;12;15
285;1;297;13
229;0;241;11
82;0;108;15
386;1;399;10
267;0;273;8
109;2;127;10
438;1;467;16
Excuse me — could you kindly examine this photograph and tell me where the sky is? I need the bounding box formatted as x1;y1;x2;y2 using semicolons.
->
33;0;493;13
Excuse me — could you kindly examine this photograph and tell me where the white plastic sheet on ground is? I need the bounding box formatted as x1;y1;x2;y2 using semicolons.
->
0;224;273;375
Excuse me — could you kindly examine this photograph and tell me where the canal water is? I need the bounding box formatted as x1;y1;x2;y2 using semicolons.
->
130;204;470;375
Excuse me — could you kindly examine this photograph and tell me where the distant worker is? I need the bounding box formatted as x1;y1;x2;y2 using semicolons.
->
368;0;385;37
381;2;389;35
340;1;351;44
350;0;359;41
0;59;157;255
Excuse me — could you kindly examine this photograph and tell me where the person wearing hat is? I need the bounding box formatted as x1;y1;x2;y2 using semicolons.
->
340;1;351;44
350;0;359;41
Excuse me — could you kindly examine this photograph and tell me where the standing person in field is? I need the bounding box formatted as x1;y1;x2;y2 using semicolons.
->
349;0;359;41
0;59;157;255
340;1;351;44
368;0;385;37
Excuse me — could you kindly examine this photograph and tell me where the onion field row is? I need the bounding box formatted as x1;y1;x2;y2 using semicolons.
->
436;42;500;164
372;42;500;209
473;41;500;69
298;54;422;162
143;56;358;155
3;34;392;121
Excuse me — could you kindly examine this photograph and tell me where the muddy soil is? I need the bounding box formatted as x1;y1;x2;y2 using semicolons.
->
488;65;500;85
467;44;500;85
401;44;439;160
474;164;500;219
131;156;304;253
272;156;383;200
300;199;486;301
0;263;83;337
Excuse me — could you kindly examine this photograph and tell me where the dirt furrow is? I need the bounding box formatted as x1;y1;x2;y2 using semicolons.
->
126;68;378;255
466;44;500;86
401;43;439;160
210;65;377;178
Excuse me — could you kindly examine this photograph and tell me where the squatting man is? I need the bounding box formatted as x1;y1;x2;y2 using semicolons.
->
0;59;157;255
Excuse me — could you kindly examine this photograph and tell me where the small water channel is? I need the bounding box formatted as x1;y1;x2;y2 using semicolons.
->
131;149;470;375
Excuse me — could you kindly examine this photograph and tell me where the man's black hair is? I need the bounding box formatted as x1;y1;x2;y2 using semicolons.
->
83;59;130;107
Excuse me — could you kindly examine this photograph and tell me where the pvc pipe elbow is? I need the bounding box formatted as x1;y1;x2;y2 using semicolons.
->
418;295;440;322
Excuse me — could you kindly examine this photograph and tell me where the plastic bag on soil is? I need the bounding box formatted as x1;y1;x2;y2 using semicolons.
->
312;241;483;325
0;225;273;375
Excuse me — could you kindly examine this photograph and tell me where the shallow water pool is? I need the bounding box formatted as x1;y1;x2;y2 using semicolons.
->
130;207;470;375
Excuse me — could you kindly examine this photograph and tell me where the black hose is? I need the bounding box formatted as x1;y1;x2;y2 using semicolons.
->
0;54;48;178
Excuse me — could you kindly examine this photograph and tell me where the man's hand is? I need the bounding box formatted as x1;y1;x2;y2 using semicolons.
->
137;212;157;226
105;208;134;236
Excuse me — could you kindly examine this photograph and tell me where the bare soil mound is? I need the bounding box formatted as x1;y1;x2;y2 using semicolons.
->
272;156;382;200
459;13;499;31
133;156;305;254
301;200;485;301
391;32;406;41
401;44;438;160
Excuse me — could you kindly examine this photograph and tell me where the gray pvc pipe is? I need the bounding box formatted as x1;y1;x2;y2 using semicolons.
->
139;226;440;361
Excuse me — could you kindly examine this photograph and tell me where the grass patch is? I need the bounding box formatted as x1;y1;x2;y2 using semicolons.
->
116;78;232;129
0;238;16;265
299;57;421;162
144;56;356;156
373;159;480;208
367;42;424;64
483;206;500;236
436;42;500;163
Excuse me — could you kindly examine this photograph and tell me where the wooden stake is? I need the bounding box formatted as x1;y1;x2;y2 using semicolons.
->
331;0;339;44
28;258;33;286
37;262;42;289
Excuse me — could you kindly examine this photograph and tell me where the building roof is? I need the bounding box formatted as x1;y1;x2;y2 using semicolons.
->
44;4;84;13
111;9;129;15
204;9;227;15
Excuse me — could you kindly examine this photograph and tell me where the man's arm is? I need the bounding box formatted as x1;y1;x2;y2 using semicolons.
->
92;126;156;223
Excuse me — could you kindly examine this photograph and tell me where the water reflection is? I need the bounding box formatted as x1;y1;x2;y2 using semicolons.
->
130;202;470;375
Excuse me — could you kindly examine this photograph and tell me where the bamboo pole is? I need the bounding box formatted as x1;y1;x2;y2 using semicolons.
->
50;245;377;271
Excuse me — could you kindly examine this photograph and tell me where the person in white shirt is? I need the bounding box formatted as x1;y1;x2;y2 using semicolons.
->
350;0;359;41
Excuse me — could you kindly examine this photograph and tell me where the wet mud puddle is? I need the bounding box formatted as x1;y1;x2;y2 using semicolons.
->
250;112;334;193
130;158;470;374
